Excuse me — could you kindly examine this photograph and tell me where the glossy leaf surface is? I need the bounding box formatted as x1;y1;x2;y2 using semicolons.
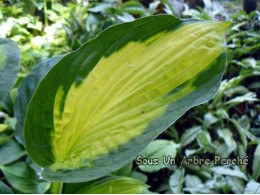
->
24;15;230;182
14;56;63;144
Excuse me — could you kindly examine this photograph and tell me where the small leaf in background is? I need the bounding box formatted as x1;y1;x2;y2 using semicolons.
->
138;139;177;173
230;119;247;150
1;162;39;194
4;118;16;131
184;174;203;188
197;131;216;153
203;112;219;128
210;166;247;180
161;0;175;15
169;168;185;194
217;128;237;150
225;92;258;108
203;0;212;8
226;176;245;194
252;143;260;181
224;85;249;97
0;93;13;115
0;181;13;194
148;1;161;15
0;139;26;166
0;124;8;133
238;116;250;132
88;3;111;13
185;148;202;156
249;81;260;89
238;116;259;142
116;12;135;22
0;133;12;145
239;58;257;69
205;175;230;193
180;126;202;147
216;108;229;120
215;141;234;158
183;175;226;194
0;38;20;101
244;180;260;194
236;142;248;173
122;0;146;15
212;72;256;108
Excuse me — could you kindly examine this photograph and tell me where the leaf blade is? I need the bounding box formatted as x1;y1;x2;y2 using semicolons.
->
24;15;231;182
0;38;20;101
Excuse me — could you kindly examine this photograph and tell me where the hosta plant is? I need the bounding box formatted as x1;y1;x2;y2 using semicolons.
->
16;15;231;184
0;38;20;102
0;14;231;193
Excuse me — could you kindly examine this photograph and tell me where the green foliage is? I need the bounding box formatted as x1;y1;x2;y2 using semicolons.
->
0;181;13;194
24;15;229;183
14;55;63;144
0;140;26;166
169;168;185;193
0;38;20;101
64;176;147;194
149;9;260;194
137;140;178;172
1;162;39;194
244;180;260;194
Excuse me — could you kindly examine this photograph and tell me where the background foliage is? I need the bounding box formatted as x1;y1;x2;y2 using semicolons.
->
0;0;259;193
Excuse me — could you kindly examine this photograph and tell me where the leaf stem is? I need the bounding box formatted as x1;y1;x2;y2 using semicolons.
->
50;182;63;194
44;0;48;26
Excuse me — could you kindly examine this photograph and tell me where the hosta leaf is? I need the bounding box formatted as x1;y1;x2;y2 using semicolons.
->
0;139;26;166
226;176;245;194
210;166;247;180
244;180;260;194
137;139;177;172
185;175;229;194
225;92;258;108
0;181;13;194
217;128;236;150
230;119;247;149
122;1;146;15
0;38;20;101
64;176;147;194
1;162;39;194
169;168;185;194
24;15;231;182
252;144;260;181
184;174;203;188
197;131;216;153
180;126;202;147
0;133;12;145
203;112;219;128
14;56;63;144
215;142;233;158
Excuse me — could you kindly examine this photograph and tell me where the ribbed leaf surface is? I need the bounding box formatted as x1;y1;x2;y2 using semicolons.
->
24;15;231;182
